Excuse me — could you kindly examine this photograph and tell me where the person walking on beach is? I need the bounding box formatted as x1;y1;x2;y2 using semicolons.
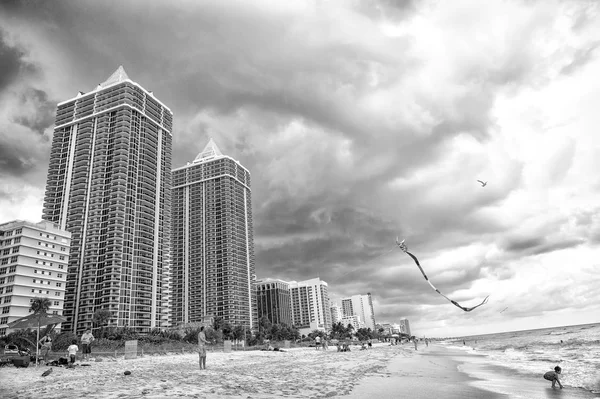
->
81;329;95;361
198;326;209;370
544;366;564;389
315;335;321;350
413;338;418;351
67;339;79;368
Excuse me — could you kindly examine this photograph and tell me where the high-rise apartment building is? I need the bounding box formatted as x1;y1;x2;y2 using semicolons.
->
42;66;173;333
257;278;291;326
289;277;331;336
341;293;376;330
0;220;71;336
171;139;256;329
399;318;411;336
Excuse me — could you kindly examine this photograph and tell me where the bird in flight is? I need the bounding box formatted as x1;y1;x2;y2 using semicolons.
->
477;180;487;187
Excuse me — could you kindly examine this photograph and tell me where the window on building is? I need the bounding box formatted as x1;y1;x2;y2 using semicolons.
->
59;256;65;260
5;286;12;293
0;268;6;274
8;266;16;273
34;270;38;274
6;276;13;283
2;249;9;256
0;328;5;335
0;288;3;294
14;237;21;244
57;274;63;278
0;317;8;324
56;282;62;287
14;229;21;235
3;296;11;303
55;292;60;296
11;247;19;254
52;311;58;315
59;265;64;269
10;256;17;263
53;301;59;306
0;259;7;266
1;307;9;314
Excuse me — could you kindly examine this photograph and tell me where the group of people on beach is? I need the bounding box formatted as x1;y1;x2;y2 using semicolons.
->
38;328;95;366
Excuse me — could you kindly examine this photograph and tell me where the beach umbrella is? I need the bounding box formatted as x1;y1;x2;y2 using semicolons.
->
7;312;67;367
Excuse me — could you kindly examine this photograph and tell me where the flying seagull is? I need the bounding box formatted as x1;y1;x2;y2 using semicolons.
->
42;367;53;377
477;180;487;187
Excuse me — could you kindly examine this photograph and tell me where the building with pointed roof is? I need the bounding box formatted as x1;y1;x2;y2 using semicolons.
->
171;139;257;329
42;66;173;333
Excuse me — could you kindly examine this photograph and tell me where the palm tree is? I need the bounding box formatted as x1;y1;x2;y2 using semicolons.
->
30;297;51;314
92;309;112;338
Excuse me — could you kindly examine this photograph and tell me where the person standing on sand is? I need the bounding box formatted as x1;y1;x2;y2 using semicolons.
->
315;335;321;350
39;335;52;364
198;326;209;370
413;338;418;350
80;329;95;361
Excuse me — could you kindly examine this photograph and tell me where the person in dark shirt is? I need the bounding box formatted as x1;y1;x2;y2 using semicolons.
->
543;366;564;389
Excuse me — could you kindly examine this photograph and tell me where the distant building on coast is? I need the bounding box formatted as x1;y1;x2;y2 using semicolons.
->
341;293;376;330
399;318;411;336
171;139;257;329
341;315;361;331
42;66;173;333
0;220;71;336
288;277;332;336
256;278;291;326
330;303;343;325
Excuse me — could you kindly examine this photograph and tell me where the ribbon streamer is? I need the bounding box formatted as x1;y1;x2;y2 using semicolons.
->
396;238;489;312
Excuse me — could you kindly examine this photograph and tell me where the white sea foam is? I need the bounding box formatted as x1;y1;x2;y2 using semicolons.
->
443;322;600;394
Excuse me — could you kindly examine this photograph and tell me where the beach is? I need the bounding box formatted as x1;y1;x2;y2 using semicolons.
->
1;343;598;398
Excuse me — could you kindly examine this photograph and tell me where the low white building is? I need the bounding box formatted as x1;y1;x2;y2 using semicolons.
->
0;220;71;336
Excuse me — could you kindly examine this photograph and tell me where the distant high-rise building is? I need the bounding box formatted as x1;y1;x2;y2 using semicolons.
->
341;315;361;331
171;139;256;329
341;293;376;330
330;303;343;325
256;278;291;326
42;66;173;333
399;318;411;336
0;220;71;336
289;277;331;336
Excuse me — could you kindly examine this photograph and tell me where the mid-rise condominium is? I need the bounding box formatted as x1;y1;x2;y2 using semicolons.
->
0;220;71;336
257;278;292;326
42;66;173;333
341;293;376;330
289;277;331;336
171;139;257;329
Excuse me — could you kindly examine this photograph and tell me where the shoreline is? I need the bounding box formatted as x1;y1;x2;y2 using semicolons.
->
2;343;598;398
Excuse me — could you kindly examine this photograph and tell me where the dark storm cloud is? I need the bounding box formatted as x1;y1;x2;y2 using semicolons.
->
0;28;37;92
11;88;55;136
0;142;38;177
502;235;585;257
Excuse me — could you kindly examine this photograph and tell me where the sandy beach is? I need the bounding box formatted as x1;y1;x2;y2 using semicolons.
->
1;343;598;398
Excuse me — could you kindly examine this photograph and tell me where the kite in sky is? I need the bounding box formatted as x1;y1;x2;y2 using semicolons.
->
500;307;508;313
396;238;490;312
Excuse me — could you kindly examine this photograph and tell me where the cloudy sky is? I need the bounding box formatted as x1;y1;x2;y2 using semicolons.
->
1;0;600;337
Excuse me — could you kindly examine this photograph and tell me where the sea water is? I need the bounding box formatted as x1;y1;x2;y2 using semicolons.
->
441;322;600;394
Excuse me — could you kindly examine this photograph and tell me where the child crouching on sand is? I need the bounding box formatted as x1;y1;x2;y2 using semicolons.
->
543;366;563;389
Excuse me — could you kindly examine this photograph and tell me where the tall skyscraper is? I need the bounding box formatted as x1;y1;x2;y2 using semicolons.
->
289;277;331;336
257;278;291;326
171;139;256;329
0;220;71;336
341;293;376;330
42;66;173;333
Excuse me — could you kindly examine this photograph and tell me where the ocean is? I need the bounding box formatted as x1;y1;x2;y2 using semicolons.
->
440;322;600;395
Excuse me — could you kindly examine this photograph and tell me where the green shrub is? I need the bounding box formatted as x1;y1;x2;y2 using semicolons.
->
53;332;78;351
